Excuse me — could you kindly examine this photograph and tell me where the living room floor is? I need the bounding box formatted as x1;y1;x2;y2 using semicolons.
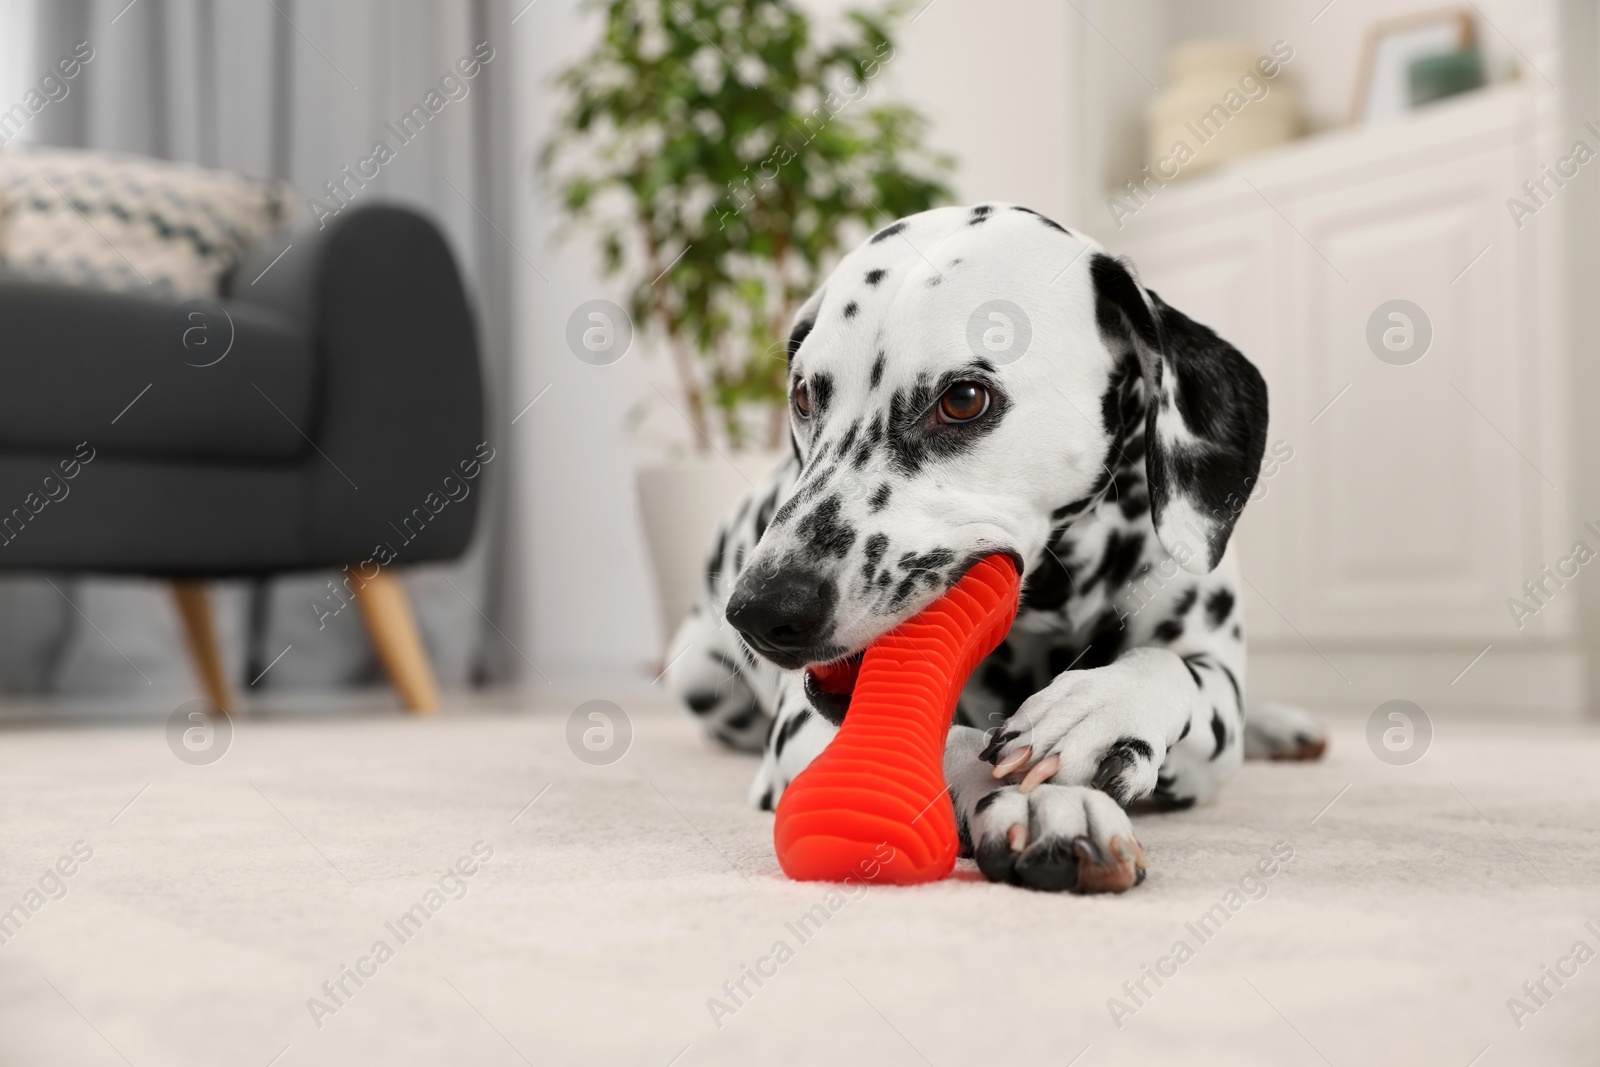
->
1;694;1596;1067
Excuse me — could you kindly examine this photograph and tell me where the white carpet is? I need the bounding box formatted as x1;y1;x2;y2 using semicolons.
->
0;693;1596;1067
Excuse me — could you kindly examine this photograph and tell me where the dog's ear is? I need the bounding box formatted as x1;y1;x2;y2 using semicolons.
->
1089;253;1268;575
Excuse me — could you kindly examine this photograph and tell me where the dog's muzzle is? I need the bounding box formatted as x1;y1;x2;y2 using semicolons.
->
724;567;840;670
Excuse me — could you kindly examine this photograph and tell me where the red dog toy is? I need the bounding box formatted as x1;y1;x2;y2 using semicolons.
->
773;554;1022;884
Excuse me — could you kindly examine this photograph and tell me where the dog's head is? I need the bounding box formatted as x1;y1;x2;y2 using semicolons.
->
725;204;1267;672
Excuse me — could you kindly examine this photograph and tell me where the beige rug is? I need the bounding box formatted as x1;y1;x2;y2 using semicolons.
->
0;692;1596;1066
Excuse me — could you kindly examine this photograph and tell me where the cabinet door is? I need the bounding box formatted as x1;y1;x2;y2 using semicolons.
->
1274;142;1540;641
1115;211;1292;641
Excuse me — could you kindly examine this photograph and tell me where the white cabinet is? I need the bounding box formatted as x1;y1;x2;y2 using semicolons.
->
1108;86;1579;710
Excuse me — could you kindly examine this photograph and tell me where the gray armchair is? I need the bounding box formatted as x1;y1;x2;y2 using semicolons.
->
0;204;485;711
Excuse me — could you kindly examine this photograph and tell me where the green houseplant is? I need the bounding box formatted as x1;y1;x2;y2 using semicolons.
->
543;0;952;645
542;0;952;453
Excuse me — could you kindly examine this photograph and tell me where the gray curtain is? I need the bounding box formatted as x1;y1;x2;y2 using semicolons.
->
0;0;519;703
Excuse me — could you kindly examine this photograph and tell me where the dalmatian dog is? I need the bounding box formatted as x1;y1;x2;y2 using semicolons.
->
667;203;1326;894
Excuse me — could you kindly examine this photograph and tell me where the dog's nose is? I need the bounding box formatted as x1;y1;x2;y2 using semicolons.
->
725;569;833;656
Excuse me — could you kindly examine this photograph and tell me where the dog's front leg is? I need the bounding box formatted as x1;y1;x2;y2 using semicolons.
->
978;646;1209;806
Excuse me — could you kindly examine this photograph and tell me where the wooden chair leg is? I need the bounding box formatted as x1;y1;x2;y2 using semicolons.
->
352;569;439;714
171;581;232;714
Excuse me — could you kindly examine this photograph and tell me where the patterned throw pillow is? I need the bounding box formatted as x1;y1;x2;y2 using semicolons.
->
0;145;290;298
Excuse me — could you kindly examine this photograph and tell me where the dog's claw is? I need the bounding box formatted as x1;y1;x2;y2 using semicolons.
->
1018;753;1059;793
980;730;1020;763
1091;751;1127;795
1070;833;1145;893
992;746;1031;779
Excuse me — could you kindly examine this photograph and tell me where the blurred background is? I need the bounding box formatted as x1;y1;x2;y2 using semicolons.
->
4;4;1599;1065
0;0;1587;724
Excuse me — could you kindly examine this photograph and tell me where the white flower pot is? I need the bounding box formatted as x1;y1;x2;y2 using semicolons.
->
636;450;787;649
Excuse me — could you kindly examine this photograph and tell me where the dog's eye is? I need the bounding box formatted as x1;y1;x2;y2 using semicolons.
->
938;381;989;423
792;379;812;419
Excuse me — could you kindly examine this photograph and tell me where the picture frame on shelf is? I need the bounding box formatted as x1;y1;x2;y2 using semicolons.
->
1349;7;1477;126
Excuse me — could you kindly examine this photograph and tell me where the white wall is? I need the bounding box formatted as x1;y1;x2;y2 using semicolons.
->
507;0;1086;682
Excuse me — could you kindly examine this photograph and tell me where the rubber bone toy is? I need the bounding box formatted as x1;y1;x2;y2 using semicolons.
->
773;554;1022;884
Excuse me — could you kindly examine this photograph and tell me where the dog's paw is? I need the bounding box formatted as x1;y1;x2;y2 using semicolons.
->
966;783;1146;893
979;648;1193;806
1244;701;1328;761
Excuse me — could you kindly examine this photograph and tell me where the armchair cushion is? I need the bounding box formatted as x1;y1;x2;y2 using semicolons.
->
0;277;316;462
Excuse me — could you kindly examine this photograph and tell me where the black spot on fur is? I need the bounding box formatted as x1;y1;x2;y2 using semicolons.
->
899;548;955;572
974;790;1003;815
726;705;760;731
842;300;859;320
889;575;919;610
759;786;775;812
835;420;861;462
1218;662;1242;711
773;708;812;759
969;204;992;225
1206;588;1235;629
809;372;834;414
1210;710;1226;759
1081;613;1127;668
870;221;906;243
1153;618;1183;643
869;352;885;389
787;317;816;360
1021;549;1073;612
1114;737;1153;762
795;494;856;560
865;268;886;287
1052;498;1091;521
1172;588;1198;617
1232;623;1242;640
868;483;891;512
1048;612;1124;674
853;414;885;469
862;532;889;581
1178;718;1191;741
685;691;719;715
1083;530;1145;594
